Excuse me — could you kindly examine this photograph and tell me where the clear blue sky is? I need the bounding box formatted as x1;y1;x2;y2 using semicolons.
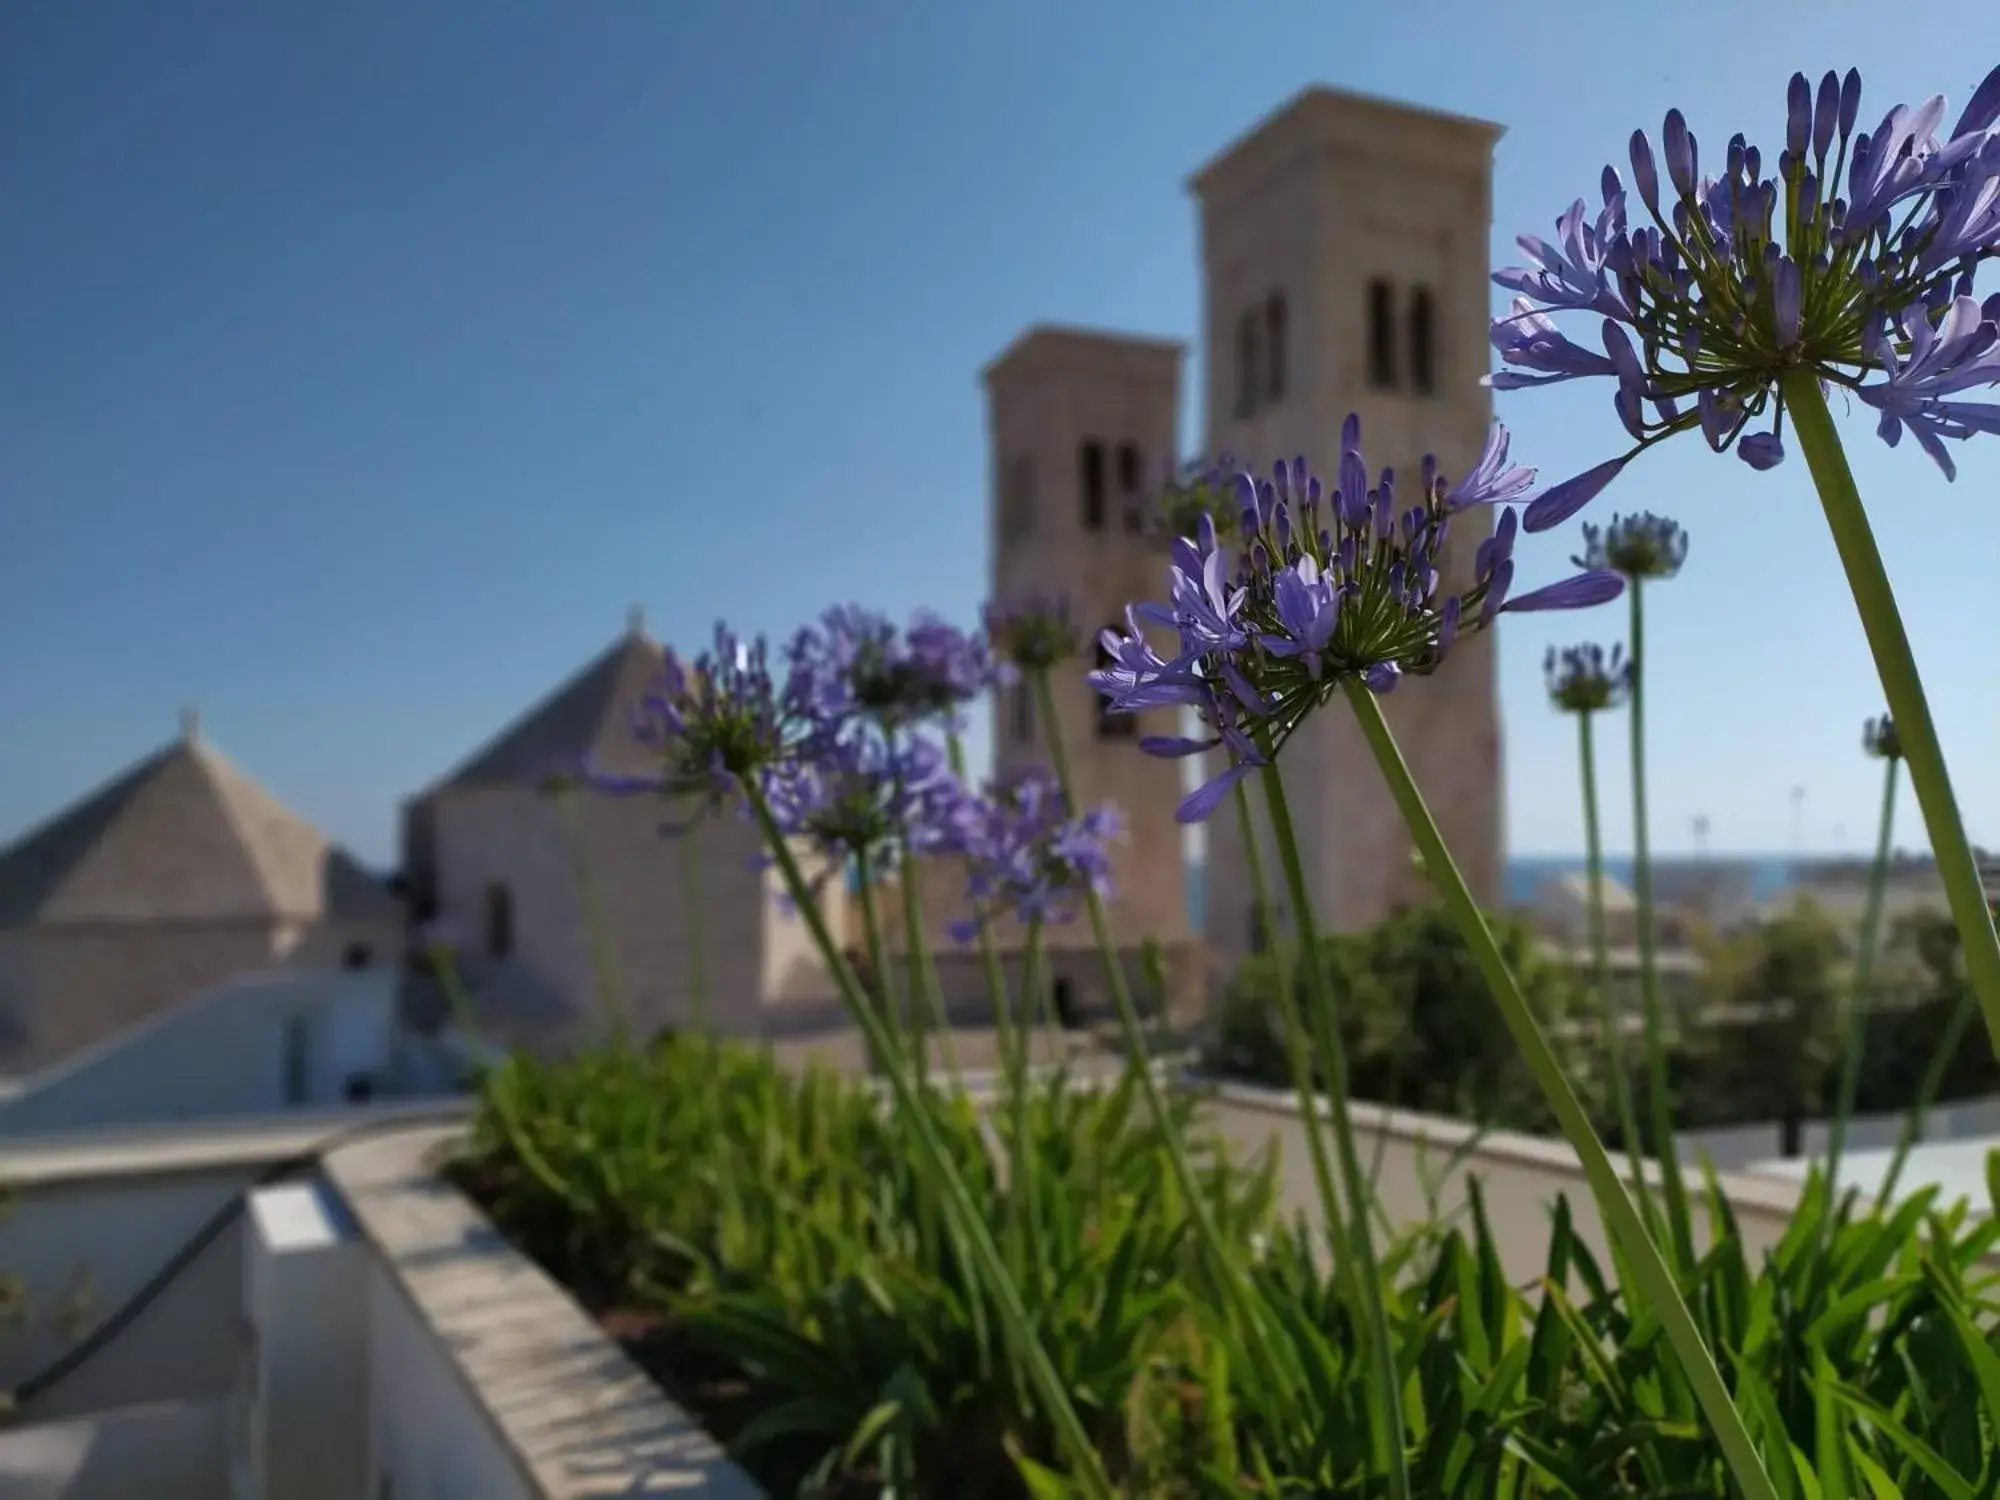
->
4;1;1996;870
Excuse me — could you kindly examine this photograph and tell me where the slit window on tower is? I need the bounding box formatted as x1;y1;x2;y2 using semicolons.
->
1234;310;1259;418
1410;284;1437;396
1367;278;1398;389
1116;442;1144;534
1265;291;1288;403
1011;680;1033;743
1095;627;1138;739
1080;439;1107;532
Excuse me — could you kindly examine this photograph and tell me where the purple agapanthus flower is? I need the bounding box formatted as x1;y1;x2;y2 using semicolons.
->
1493;65;2000;519
1545;642;1632;715
933;768;1119;939
786;606;996;734
584;624;797;815
984;592;1085;672
1091;415;1625;823
761;731;957;868
1573;513;1689;583
1863;713;1903;762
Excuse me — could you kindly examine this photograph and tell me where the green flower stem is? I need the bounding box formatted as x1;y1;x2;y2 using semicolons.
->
743;783;1117;1500
1782;369;2000;1060
1344;680;1782;1500
854;849;906;1075
1226;775;1348;1251
678;813;709;1034
1578;711;1651;1222
1826;755;1900;1199
895;827;963;1080
1879;982;1978;1205
1628;580;1698;1271
1030;668;1305;1412
1255;757;1412;1500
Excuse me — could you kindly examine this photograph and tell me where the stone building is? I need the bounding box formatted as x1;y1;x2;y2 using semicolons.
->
398;613;851;1049
1191;87;1506;967
0;714;404;1074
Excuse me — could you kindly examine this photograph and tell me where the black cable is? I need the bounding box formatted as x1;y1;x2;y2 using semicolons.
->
6;1109;464;1413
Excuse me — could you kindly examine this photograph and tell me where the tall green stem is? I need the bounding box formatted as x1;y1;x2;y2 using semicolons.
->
1256;758;1412;1500
1344;681;1781;1500
1782;370;2000;1059
1826;756;1900;1198
743;784;1116;1500
679;814;709;1033
1226;776;1346;1255
1627;579;1698;1270
1579;712;1650;1219
1029;668;1304;1411
854;850;905;1074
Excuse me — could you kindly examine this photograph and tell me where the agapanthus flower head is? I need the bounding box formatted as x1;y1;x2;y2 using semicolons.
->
1494;64;2000;522
1863;713;1903;761
984;592;1084;672
761;731;956;867
1573;512;1689;581
590;625;792;810
1151;454;1243;545
786;606;996;733
1545;642;1632;714
1092;415;1626;823
935;767;1119;940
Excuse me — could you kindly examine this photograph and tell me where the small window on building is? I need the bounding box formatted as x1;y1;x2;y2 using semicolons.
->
1115;442;1144;534
1410;284;1437;396
1079;440;1107;532
342;942;373;971
1004;455;1036;537
1234;310;1259;419
1368;279;1398;390
281;1015;310;1106
1011;679;1034;744
1265;291;1288;403
1095;629;1138;740
485;882;514;959
1052;975;1080;1030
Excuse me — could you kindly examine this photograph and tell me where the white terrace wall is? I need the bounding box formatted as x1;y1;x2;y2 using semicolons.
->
0;1105;466;1426
1200;1082;1875;1286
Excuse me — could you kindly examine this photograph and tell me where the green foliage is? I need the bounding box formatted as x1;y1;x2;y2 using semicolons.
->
460;1032;2000;1496
1214;903;1599;1131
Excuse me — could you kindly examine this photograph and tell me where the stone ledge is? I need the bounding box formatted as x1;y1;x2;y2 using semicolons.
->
322;1124;765;1500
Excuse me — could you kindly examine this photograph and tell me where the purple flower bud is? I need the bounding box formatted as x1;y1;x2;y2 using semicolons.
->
1630;129;1661;215
1738;431;1786;470
1787;73;1811;158
1501;570;1627;614
1839;69;1862;139
1952;64;2000;140
1813;70;1840;159
1773;257;1804;347
1523;455;1629;534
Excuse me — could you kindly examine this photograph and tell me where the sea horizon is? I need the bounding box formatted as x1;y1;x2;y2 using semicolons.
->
1184;853;1819;935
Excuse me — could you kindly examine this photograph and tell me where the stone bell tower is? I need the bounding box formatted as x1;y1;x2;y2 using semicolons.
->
1189;86;1507;961
981;326;1190;951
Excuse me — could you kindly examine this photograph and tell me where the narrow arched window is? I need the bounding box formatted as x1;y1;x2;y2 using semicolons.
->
1079;440;1107;532
1095;627;1138;739
1234;310;1259;418
1265;291;1288;403
1367;279;1397;389
1410;284;1437;396
485;882;514;959
1115;442;1144;534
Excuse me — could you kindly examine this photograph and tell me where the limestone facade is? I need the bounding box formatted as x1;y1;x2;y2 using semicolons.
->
1191;87;1507;964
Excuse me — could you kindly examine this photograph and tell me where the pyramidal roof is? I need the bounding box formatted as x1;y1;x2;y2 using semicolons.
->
426;616;667;794
0;722;401;927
